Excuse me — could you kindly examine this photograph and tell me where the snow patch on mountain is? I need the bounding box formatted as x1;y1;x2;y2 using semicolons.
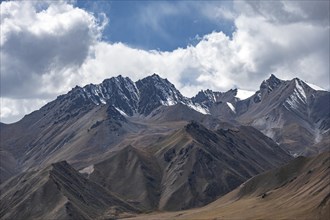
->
115;107;128;116
100;98;107;104
235;89;255;100
284;96;300;110
295;79;307;101
79;165;94;175
187;103;210;115
226;102;236;113
306;82;326;91
161;97;177;106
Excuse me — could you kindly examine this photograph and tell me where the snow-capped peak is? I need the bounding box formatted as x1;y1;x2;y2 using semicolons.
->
283;78;308;110
194;89;217;102
305;82;326;91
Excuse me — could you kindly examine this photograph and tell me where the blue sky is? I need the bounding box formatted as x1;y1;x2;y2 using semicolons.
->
1;0;329;123
76;0;235;51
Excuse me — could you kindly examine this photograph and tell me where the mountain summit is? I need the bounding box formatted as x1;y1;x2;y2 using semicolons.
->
136;74;187;115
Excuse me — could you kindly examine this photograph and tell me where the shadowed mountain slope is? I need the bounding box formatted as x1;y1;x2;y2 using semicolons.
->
88;121;291;211
0;161;139;220
89;145;162;211
127;151;330;220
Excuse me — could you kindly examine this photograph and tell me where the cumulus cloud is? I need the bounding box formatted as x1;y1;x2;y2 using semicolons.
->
0;1;107;98
0;98;50;123
1;0;329;123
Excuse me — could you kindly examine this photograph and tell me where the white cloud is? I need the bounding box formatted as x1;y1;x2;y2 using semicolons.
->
0;98;50;124
1;0;329;123
0;1;107;98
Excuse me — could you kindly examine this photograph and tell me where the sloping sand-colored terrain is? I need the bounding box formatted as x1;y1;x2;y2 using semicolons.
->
126;151;330;220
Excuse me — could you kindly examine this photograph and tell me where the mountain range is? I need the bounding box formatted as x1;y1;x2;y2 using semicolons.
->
0;73;329;219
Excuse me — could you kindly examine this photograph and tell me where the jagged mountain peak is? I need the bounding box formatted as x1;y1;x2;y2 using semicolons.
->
136;74;187;115
192;89;238;109
269;73;279;80
102;74;134;85
290;77;317;94
267;73;281;83
138;73;174;88
260;74;283;92
199;89;216;94
281;77;310;114
150;73;164;79
192;89;218;104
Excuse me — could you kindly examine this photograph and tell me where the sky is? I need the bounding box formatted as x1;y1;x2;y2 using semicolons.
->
0;0;329;123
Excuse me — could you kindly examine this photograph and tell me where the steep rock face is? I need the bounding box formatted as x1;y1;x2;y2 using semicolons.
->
192;89;225;107
87;76;140;116
136;74;188;115
0;161;139;220
192;89;238;107
53;75;140;116
191;89;239;120
259;74;283;101
41;74;190;118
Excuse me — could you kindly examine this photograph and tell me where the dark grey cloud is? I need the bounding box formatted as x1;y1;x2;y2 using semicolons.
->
239;1;329;25
0;1;105;99
231;0;329;90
